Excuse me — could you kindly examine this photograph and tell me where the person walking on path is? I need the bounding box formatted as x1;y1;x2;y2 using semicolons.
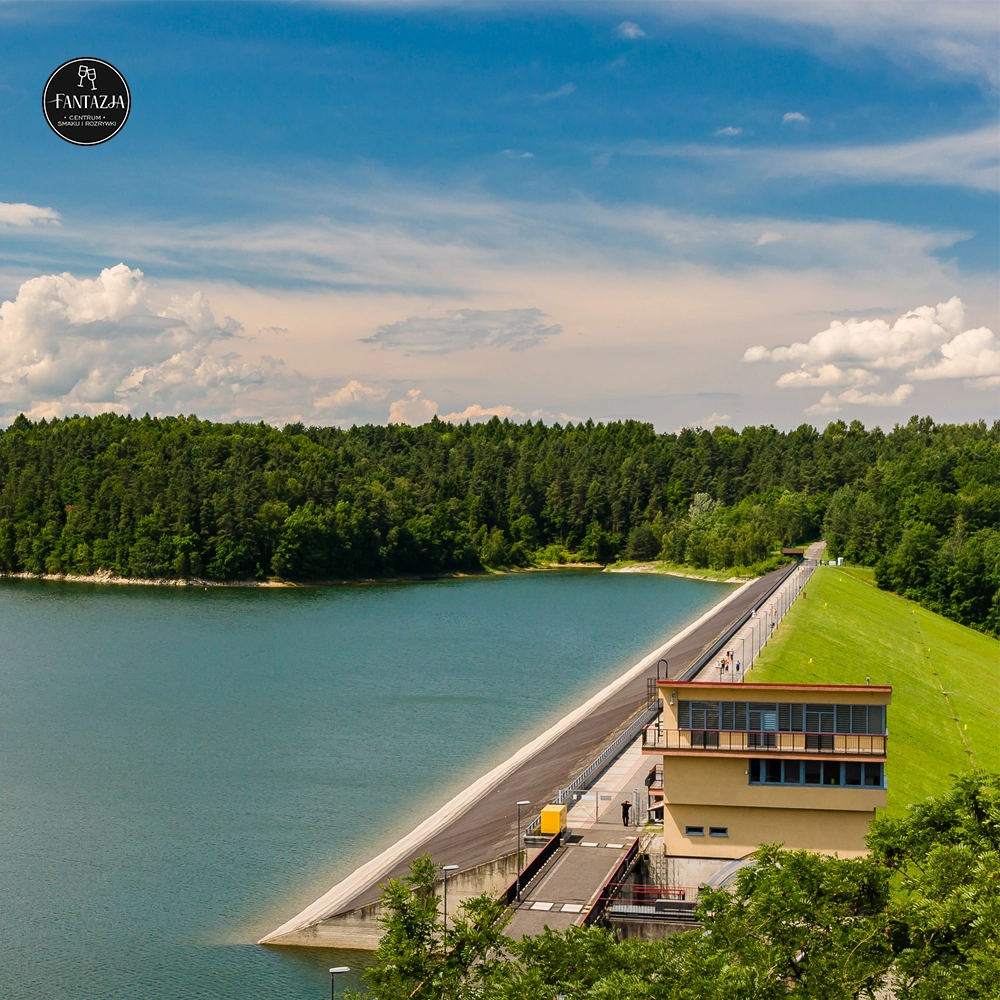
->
620;799;632;826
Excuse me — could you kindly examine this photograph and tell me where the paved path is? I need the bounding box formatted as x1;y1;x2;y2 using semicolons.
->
262;565;794;942
505;831;635;938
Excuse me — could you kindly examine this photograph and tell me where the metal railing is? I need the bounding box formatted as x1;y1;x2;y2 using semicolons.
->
583;836;642;926
602;882;691;902
524;701;661;836
642;727;886;756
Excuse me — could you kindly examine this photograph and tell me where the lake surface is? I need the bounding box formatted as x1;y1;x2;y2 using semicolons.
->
0;570;731;999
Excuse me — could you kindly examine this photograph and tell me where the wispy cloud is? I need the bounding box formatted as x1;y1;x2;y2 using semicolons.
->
616;21;646;40
645;1;1000;88
624;125;999;191
755;231;782;246
771;125;999;191
541;82;576;101
0;202;60;227
364;307;561;354
714;126;743;137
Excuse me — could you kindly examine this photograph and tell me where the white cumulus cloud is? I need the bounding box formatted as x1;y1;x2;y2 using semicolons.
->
805;385;914;416
439;403;526;424
743;297;965;370
0;202;60;227
365;307;561;354
617;21;647;39
387;389;438;425
0;264;259;419
775;365;880;388
910;327;1000;384
782;111;809;124
314;379;387;410
743;296;996;412
676;411;732;432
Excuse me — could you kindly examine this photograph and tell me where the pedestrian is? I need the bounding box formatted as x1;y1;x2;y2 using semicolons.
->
735;660;741;673
621;799;631;826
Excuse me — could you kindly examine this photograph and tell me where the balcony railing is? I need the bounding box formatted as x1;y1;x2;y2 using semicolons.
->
642;727;886;756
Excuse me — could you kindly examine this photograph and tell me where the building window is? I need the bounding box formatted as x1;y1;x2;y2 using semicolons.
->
709;826;729;837
749;760;885;789
685;825;704;836
864;762;883;786
679;700;886;735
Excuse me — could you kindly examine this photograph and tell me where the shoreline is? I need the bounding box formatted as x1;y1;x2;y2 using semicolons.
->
0;563;608;591
604;562;760;583
0;561;758;591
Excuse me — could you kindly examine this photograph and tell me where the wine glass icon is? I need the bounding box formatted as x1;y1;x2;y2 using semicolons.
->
77;65;98;90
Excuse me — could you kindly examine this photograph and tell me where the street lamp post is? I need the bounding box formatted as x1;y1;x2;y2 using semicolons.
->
441;864;459;941
738;635;745;682
515;800;530;902
329;967;350;1000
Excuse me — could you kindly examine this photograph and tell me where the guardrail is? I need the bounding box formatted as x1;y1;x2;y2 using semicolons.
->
524;701;661;837
641;727;886;755
500;833;561;905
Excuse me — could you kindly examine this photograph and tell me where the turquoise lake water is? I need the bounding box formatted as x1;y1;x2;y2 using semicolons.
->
0;571;731;998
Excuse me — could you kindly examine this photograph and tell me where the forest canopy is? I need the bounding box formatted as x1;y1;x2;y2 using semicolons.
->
0;412;996;634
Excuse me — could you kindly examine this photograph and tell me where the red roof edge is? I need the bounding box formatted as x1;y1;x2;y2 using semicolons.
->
657;680;892;693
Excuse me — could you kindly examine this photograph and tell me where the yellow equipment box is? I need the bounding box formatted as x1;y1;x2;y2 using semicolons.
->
539;803;567;835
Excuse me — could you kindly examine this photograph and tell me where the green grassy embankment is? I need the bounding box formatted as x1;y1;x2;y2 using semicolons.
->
750;564;999;816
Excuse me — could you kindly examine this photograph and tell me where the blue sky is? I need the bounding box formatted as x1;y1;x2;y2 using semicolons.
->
1;2;997;429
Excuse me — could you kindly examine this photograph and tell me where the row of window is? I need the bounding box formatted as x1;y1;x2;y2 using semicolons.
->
685;825;728;837
679;700;885;735
749;758;884;787
688;731;847;750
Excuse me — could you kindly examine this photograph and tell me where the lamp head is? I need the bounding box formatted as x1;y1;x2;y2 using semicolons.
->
516;799;530;806
330;967;350;974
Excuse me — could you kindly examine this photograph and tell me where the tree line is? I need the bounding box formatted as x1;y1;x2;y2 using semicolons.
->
0;412;996;633
358;771;999;1000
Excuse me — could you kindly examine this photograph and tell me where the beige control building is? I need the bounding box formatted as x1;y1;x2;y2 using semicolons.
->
643;680;891;859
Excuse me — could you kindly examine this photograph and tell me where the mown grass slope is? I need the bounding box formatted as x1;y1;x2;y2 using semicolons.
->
750;564;999;816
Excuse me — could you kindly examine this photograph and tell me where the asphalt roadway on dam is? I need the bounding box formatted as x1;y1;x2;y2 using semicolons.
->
262;565;792;935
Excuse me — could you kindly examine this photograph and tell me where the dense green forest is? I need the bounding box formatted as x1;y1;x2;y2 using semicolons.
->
0;412;996;634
